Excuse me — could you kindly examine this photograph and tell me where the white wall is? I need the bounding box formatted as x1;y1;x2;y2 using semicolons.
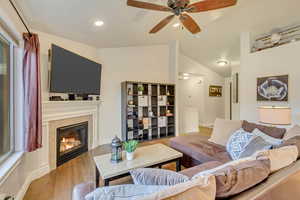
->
240;32;300;124
178;54;225;133
98;45;172;144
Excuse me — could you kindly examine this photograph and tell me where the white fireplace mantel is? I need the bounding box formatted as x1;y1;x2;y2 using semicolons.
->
42;100;101;148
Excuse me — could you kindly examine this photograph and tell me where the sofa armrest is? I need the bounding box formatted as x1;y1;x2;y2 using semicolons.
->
72;181;94;200
179;161;223;178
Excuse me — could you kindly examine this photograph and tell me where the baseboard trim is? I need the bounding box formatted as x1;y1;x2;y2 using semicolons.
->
16;164;50;200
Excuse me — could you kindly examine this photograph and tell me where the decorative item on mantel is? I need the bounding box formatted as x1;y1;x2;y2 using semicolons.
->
123;140;138;161
251;24;300;53
111;136;123;163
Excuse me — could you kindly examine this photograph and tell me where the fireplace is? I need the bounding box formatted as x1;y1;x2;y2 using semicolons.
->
56;122;88;167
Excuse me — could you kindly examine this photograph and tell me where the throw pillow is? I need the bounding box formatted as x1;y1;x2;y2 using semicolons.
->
226;128;254;160
140;175;216;200
242;120;286;139
85;184;169;200
278;136;300;158
283;125;300;140
191;158;270;198
239;136;273;159
252;128;283;146
209;118;242;146
256;146;298;173
130;168;189;186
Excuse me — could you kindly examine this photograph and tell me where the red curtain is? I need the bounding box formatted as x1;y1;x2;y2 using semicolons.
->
23;33;42;152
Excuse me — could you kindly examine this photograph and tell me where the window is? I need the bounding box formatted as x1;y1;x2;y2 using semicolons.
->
0;34;13;164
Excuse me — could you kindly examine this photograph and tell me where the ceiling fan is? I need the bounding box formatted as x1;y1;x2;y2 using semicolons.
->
127;0;237;34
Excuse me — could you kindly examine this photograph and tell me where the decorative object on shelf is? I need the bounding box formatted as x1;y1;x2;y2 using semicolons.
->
158;96;167;106
251;24;300;53
138;96;148;106
111;136;123;163
166;110;173;117
257;75;288;101
128;100;134;106
232;73;239;103
128;88;133;95
166;90;171;96
258;106;291;126
123;140;138;160
149;110;154;117
209;85;222;97
138;85;144;95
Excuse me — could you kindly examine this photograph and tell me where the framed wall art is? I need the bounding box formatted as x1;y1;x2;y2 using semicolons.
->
257;75;288;101
209;85;222;97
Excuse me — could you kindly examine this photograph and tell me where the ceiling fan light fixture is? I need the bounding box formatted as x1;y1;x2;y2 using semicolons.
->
173;23;180;28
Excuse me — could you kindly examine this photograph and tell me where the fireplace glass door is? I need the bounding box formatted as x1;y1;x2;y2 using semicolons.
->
57;122;88;166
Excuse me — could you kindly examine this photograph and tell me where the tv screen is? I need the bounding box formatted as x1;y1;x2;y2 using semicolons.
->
50;44;102;95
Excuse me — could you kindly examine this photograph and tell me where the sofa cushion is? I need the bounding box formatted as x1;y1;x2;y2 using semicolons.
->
226;128;254;160
256;146;298;173
85;184;169;200
170;134;231;164
192;158;271;198
209;118;242;146
283;125;300;140
278;136;300;158
179;161;223;178
130;168;189;186
242;120;286;139
140;175;216;200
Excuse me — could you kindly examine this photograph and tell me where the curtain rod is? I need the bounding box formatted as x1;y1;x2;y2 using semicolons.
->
8;0;32;36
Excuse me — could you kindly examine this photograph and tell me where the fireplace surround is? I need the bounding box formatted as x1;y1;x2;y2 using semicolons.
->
56;122;88;167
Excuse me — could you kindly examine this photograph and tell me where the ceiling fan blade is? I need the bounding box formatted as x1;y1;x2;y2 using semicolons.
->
179;14;201;34
149;15;175;34
127;0;172;12
187;0;237;13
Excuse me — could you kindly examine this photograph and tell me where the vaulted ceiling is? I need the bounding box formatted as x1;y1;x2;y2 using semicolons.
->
15;0;300;76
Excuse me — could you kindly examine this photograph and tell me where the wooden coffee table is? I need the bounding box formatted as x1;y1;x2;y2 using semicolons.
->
94;143;183;187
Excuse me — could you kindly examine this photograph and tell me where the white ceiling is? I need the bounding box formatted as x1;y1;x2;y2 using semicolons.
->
15;0;300;77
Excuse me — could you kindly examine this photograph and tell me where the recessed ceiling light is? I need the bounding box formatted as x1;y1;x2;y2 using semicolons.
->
183;76;189;80
94;20;104;27
182;73;190;76
216;60;229;67
173;23;180;28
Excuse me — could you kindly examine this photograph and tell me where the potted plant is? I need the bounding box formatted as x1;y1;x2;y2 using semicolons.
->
123;140;138;160
138;85;144;95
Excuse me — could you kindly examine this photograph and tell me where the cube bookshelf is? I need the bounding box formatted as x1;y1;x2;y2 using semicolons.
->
121;81;176;142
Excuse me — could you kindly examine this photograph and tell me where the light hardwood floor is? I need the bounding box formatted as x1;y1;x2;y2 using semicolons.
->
23;137;174;200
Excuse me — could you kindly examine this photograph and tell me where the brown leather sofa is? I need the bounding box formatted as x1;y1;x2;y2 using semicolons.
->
169;134;232;167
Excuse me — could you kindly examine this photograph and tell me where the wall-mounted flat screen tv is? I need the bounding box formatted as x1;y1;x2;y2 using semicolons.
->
50;44;102;95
